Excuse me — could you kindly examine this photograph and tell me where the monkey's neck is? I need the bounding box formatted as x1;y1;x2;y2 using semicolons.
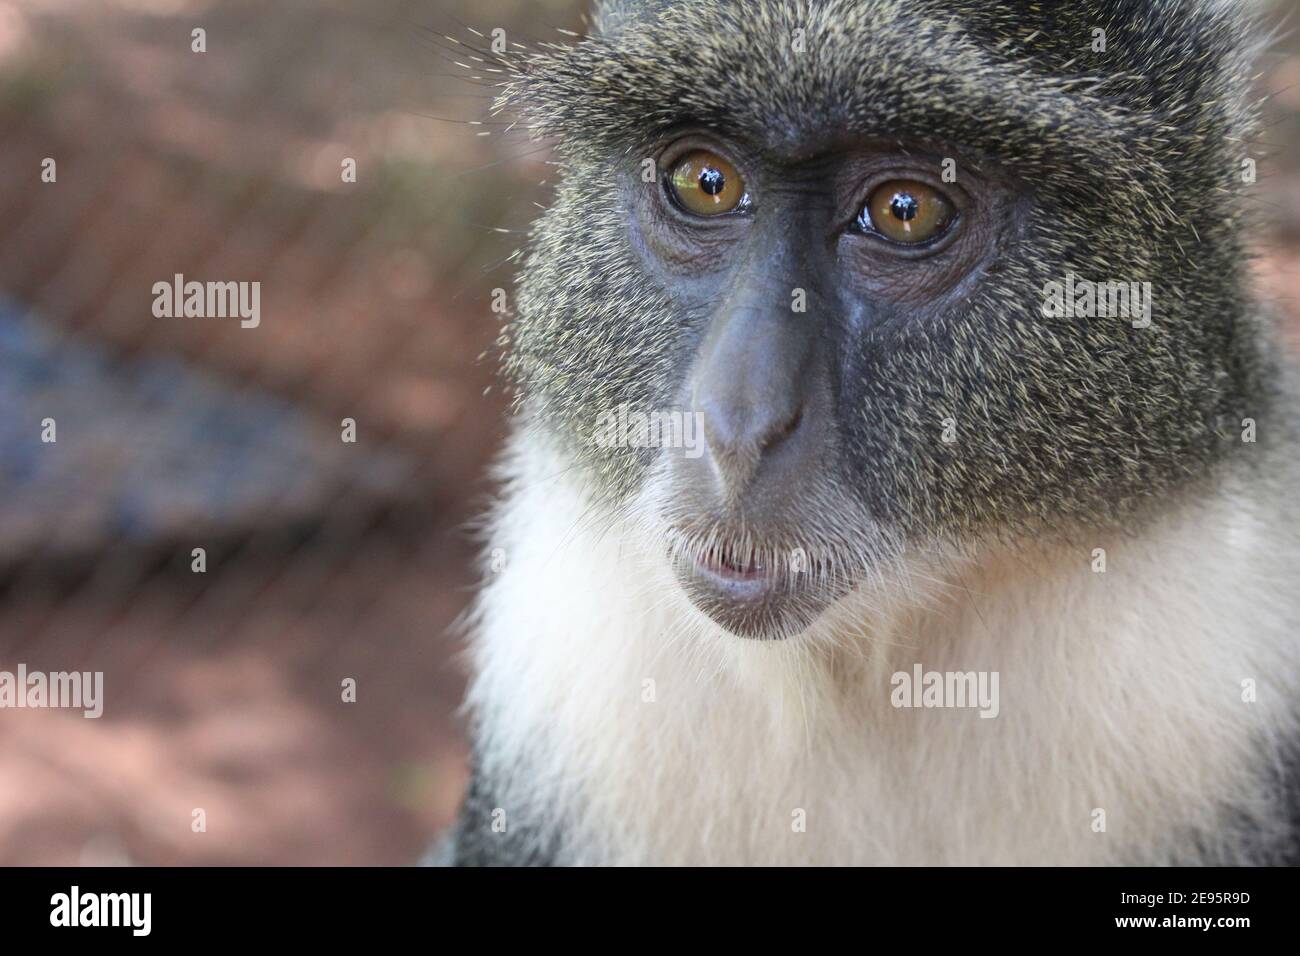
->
467;428;1300;865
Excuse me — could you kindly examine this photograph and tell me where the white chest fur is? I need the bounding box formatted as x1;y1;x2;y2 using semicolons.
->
466;432;1300;865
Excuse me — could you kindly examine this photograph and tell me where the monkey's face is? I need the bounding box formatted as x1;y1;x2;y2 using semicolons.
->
626;134;1014;636
503;0;1261;639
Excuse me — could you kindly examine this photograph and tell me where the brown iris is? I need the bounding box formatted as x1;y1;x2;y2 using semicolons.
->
668;150;746;216
861;180;956;244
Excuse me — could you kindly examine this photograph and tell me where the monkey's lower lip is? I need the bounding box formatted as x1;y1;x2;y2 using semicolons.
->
691;556;779;607
673;545;828;639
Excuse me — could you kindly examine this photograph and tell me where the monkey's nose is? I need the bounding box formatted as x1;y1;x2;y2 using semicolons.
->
691;298;814;496
698;390;805;492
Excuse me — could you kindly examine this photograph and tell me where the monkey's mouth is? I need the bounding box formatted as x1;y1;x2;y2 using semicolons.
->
701;543;771;582
666;533;839;639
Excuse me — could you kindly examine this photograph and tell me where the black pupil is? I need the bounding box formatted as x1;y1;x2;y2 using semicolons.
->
890;192;919;221
698;167;726;196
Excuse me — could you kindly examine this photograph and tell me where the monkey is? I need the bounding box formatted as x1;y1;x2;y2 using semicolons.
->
433;0;1300;865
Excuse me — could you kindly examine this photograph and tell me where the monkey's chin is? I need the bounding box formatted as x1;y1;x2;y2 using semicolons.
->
674;553;832;640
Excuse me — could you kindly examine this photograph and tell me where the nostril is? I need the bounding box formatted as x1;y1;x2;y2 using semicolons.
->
767;405;803;449
700;400;803;463
697;397;806;497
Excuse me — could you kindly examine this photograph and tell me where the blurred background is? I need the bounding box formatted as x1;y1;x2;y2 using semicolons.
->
0;0;1297;865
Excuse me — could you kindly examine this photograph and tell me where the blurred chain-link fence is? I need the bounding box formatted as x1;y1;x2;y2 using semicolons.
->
0;0;585;865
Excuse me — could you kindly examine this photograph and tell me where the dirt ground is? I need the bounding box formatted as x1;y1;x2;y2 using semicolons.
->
0;0;1298;865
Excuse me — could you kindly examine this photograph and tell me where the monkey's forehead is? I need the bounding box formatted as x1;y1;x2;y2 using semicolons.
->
499;0;1256;208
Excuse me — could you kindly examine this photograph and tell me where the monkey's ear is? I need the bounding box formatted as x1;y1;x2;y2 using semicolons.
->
592;0;666;37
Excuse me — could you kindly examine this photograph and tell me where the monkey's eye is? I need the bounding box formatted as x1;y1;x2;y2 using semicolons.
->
667;150;748;217
857;180;956;245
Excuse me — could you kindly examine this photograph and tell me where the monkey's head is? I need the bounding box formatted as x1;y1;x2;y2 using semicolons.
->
497;0;1269;639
